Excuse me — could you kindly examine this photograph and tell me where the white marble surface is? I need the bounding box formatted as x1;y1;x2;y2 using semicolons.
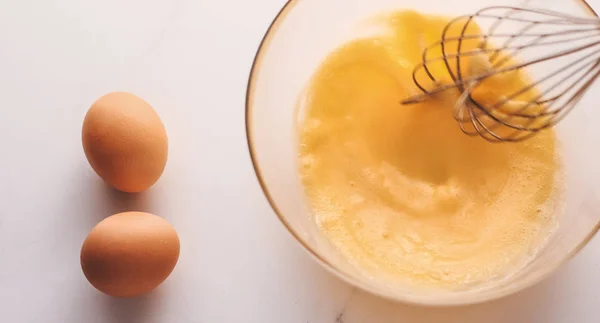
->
1;0;600;322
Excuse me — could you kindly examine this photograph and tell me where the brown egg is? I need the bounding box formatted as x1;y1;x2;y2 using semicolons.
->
80;212;180;297
82;92;168;193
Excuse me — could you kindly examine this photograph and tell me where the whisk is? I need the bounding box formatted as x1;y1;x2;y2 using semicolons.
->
401;6;600;142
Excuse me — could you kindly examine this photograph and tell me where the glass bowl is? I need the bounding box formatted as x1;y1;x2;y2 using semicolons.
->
246;0;600;305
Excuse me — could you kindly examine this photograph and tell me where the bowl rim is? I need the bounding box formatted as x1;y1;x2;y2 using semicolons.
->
245;0;600;306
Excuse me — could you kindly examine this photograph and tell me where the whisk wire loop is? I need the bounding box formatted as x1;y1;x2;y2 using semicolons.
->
402;6;600;142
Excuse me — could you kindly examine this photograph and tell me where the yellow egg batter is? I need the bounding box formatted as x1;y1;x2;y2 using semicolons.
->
298;11;561;288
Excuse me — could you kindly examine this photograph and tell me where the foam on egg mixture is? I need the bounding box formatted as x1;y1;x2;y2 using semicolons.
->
297;11;561;288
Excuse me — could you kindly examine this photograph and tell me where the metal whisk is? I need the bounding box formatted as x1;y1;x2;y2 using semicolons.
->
401;6;600;142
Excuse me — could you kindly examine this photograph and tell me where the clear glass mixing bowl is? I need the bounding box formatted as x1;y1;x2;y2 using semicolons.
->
246;0;600;305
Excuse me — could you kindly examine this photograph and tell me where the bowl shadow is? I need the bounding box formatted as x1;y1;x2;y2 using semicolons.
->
333;261;584;323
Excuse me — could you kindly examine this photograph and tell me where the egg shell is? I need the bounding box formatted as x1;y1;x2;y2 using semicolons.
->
82;92;168;193
80;212;180;298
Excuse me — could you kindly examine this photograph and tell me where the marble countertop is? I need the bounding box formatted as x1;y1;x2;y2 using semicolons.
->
1;0;600;322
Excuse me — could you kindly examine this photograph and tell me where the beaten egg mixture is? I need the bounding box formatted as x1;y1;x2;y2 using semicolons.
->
297;11;561;288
